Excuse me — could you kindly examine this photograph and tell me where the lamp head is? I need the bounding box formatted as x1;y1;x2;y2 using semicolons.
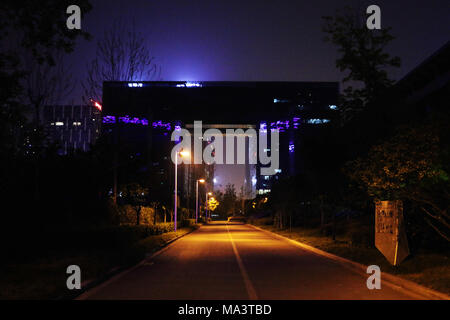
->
179;150;190;157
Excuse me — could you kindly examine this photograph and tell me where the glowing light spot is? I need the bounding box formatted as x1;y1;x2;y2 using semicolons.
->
176;82;202;88
289;142;295;153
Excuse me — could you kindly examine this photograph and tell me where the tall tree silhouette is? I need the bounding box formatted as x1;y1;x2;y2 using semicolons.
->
322;6;400;122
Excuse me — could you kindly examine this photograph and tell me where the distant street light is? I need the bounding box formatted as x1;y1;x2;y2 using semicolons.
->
206;192;213;221
174;149;190;231
196;179;205;224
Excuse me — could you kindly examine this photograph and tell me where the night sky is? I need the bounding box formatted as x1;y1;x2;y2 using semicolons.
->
62;0;449;192
65;0;450;104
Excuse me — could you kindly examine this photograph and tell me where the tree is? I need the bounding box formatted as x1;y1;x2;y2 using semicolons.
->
82;20;160;103
345;119;450;241
0;1;91;66
208;197;219;212
120;183;149;225
215;184;237;218
23;50;74;126
0;0;91;153
322;6;400;122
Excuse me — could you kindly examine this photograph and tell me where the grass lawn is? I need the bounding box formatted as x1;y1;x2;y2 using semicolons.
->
253;224;450;295
0;226;197;300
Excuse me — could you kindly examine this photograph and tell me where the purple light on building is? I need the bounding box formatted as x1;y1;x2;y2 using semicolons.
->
103;115;116;123
260;122;267;133
103;115;178;128
152;120;171;130
289;142;295;153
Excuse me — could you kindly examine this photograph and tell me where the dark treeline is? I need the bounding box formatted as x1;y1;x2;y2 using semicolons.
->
248;8;450;251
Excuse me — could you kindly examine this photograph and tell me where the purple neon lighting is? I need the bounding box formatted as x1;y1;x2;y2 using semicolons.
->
103;115;174;129
152;120;171;130
104;115;303;132
260;117;301;132
289;142;295;153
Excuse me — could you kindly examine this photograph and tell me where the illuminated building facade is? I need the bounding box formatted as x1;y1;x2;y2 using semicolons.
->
102;81;339;200
42;104;102;155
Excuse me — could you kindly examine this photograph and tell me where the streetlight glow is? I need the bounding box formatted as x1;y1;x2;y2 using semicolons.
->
196;178;206;224
174;149;190;232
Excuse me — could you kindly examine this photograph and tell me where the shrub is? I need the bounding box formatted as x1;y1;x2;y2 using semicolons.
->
179;208;193;221
140;207;155;225
251;216;273;226
349;226;374;247
181;219;196;227
119;205;155;225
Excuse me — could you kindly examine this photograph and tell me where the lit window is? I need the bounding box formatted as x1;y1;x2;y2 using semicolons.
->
307;119;330;124
289;143;295;153
128;82;143;88
176;82;202;87
273;98;290;103
185;82;202;87
55;122;64;126
264;176;270;180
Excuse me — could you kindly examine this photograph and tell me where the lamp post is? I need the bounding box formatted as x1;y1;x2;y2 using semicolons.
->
206;191;212;221
196;179;205;224
174;149;189;232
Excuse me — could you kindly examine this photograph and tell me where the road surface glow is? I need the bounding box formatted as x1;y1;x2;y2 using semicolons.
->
79;222;419;300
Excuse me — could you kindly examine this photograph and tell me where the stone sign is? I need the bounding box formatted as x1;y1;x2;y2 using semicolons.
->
375;200;409;265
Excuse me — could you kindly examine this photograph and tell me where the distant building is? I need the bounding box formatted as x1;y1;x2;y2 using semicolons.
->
394;40;450;115
102;81;339;203
42;104;102;154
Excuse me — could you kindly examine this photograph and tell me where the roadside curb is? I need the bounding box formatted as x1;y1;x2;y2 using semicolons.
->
249;224;450;300
73;226;200;300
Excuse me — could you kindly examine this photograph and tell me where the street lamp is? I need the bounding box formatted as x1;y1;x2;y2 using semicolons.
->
206;191;213;221
174;149;190;231
196;179;205;224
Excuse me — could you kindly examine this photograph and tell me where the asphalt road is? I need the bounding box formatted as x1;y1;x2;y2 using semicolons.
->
80;222;419;300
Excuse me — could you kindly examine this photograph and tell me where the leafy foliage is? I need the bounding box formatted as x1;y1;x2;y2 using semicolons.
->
0;0;92;155
82;20;160;103
322;6;400;122
345;119;450;241
119;183;149;225
0;0;91;65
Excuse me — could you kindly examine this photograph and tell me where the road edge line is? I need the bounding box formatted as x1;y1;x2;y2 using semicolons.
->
249;224;450;300
74;226;201;300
